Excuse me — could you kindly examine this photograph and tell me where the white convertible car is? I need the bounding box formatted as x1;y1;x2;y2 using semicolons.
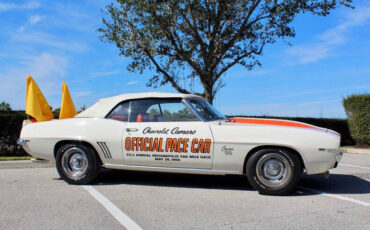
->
18;92;343;195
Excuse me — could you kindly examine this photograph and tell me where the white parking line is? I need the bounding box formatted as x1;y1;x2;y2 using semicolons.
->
298;186;370;207
82;185;143;230
340;163;370;170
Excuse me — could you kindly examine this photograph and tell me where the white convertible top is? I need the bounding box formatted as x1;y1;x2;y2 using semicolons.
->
75;92;202;118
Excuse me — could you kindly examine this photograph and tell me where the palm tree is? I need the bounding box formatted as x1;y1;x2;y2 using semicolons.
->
0;101;11;111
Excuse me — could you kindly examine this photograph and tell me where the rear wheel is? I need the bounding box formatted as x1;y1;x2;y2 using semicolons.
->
246;148;301;195
56;143;100;185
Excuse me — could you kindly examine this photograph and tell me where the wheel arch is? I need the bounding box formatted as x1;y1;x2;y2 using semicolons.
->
243;145;306;174
54;140;103;165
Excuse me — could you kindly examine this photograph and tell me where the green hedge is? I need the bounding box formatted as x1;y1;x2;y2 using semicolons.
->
343;94;370;147
0;111;28;156
227;115;355;146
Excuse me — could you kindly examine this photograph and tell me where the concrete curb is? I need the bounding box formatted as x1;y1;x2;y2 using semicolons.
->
341;148;370;155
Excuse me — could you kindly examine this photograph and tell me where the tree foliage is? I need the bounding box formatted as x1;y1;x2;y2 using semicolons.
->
52;108;60;118
99;0;352;103
343;93;370;147
0;101;11;111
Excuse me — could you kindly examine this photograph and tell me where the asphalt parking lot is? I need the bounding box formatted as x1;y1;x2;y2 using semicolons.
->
1;153;369;230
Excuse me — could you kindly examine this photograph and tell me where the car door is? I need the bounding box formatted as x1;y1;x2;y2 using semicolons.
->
103;101;130;164
122;98;214;169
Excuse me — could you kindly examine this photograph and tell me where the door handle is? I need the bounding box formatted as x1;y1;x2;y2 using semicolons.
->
126;128;138;133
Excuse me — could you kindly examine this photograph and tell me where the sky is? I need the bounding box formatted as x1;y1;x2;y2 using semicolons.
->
0;0;369;118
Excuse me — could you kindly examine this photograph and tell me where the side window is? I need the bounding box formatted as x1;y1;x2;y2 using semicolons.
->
147;104;161;121
129;98;199;122
106;102;129;122
161;102;198;121
129;99;155;122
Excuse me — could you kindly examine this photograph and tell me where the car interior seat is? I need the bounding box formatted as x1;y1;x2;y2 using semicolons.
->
136;113;150;122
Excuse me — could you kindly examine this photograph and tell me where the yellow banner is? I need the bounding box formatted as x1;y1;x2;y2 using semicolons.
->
25;75;53;121
59;82;77;119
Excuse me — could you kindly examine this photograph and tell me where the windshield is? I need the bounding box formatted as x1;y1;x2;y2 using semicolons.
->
188;98;226;121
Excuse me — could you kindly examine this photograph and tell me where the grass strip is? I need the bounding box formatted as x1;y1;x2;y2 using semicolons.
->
341;146;370;149
0;156;32;161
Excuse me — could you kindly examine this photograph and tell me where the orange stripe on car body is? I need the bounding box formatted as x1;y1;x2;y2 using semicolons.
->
228;117;315;129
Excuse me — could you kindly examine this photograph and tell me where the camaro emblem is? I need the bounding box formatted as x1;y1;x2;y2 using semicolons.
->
221;145;233;155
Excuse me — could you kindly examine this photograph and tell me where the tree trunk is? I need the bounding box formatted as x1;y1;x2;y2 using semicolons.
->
203;86;214;104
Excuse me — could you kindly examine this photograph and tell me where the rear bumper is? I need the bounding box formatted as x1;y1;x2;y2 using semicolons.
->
17;138;55;161
16;138;37;159
16;138;29;146
16;138;32;155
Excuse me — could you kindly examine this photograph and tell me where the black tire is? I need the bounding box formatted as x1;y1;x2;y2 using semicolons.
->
56;143;100;185
246;148;301;195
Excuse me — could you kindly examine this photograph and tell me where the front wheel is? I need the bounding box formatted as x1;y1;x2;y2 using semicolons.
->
246;148;301;195
56;143;100;185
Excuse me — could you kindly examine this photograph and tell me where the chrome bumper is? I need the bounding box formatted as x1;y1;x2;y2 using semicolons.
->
16;138;29;146
333;152;343;169
16;139;49;163
336;152;343;162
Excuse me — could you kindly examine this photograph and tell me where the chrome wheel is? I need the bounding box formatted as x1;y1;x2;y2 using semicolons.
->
256;152;292;188
61;147;88;181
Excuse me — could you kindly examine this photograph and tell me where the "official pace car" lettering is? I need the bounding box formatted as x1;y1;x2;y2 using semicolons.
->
125;137;211;153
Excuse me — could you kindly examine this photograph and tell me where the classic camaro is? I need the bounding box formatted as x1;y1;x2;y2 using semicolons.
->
17;92;343;195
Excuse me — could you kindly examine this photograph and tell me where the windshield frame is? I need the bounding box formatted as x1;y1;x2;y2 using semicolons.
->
185;97;227;122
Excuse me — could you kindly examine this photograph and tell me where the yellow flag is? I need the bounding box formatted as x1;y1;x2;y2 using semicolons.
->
59;82;77;119
26;75;53;121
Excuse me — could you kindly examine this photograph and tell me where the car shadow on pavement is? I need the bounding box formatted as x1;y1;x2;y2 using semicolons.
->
93;169;370;196
95;169;370;196
95;168;253;191
299;173;370;195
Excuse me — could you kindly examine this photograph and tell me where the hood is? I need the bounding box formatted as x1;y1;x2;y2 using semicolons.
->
227;117;315;129
226;117;340;137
